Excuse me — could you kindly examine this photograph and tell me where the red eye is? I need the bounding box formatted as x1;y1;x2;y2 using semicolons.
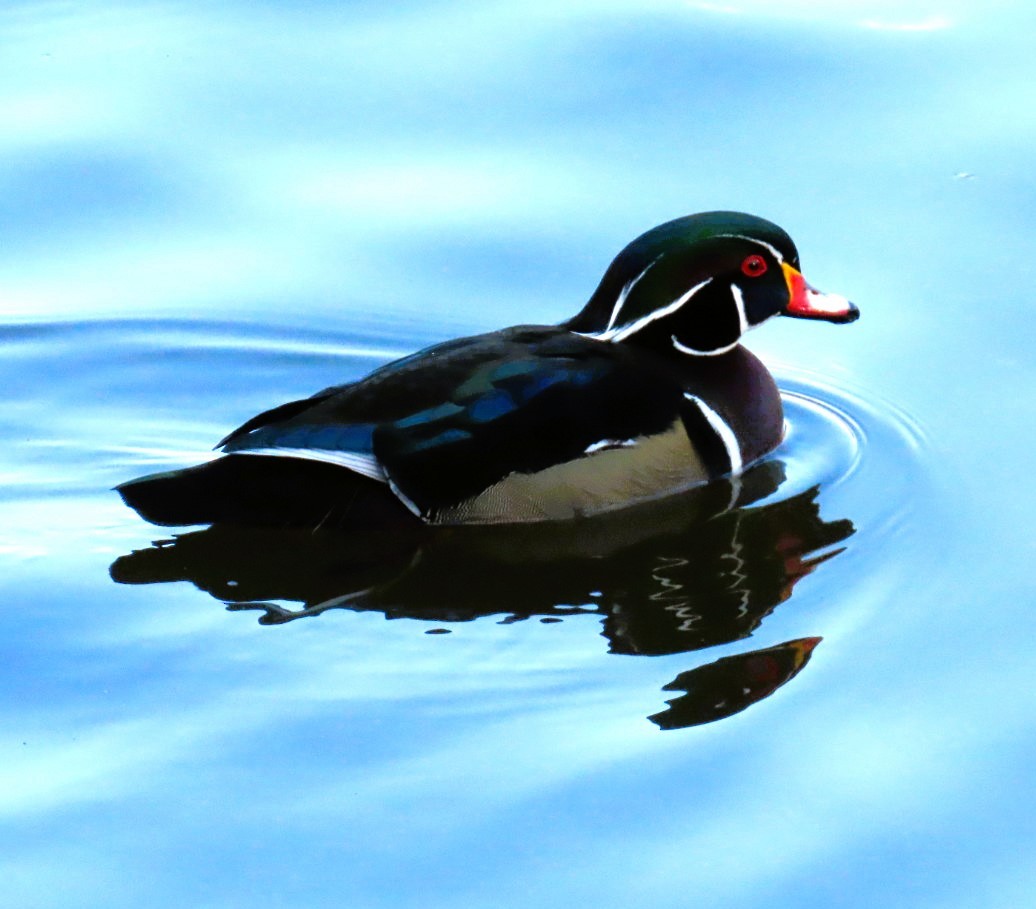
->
741;254;768;277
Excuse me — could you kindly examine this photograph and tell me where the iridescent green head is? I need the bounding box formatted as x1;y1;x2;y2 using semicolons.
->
567;211;858;355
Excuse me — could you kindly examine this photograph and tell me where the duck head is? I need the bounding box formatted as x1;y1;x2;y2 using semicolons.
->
566;211;858;355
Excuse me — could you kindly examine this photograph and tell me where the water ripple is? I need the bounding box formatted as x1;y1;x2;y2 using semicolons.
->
772;363;940;554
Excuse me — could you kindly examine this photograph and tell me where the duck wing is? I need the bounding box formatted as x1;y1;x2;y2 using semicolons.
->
220;327;687;520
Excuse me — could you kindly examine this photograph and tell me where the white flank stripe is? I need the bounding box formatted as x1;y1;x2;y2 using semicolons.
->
585;277;713;343
387;477;424;518
683;393;742;474
232;447;388;482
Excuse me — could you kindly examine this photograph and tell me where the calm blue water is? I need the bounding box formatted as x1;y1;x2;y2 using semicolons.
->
2;3;1034;907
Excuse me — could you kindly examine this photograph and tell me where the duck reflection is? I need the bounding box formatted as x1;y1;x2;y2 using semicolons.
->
648;637;821;730
111;460;853;730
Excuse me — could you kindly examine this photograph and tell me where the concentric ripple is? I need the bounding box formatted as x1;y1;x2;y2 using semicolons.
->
768;362;938;545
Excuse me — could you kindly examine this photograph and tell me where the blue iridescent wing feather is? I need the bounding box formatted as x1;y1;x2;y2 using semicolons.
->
373;336;684;513
216;327;684;516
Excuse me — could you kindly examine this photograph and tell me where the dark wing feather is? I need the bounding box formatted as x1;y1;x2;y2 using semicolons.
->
208;326;685;518
216;391;339;449
373;333;685;515
215;331;531;454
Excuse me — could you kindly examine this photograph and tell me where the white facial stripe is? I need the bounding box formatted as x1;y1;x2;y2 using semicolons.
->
580;232;787;346
716;233;785;262
232;446;388;482
588;277;712;342
671;335;739;357
683;393;743;474
604;255;661;332
665;276;756;355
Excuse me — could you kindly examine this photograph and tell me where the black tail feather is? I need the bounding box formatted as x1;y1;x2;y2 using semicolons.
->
116;455;419;531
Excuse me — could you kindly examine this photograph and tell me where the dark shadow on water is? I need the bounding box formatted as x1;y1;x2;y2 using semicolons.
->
111;460;853;730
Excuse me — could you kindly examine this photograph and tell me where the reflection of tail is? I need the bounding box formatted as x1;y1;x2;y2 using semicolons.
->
116;455;416;530
110;521;421;608
649;637;820;730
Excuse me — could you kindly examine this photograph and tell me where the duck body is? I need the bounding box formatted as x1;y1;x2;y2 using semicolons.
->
217;327;782;523
118;211;857;528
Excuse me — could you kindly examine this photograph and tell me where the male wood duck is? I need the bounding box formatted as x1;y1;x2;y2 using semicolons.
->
118;211;858;528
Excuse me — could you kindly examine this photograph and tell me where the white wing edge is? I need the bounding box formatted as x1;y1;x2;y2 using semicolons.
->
230;447;388;482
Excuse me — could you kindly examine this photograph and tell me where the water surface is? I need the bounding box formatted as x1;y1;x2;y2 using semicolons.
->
1;3;1034;908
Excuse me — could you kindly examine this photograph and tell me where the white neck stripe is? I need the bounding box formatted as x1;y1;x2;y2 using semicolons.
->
585;277;713;342
671;335;739;357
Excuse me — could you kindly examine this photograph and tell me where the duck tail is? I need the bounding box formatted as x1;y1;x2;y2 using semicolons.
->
115;454;418;530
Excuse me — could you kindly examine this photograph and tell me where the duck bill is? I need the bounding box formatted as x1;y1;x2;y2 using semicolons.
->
790;636;822;663
781;263;859;323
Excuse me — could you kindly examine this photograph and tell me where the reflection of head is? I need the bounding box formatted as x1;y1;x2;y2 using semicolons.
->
649;637;822;731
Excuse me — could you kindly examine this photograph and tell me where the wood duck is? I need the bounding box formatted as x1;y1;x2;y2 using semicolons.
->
118;211;858;528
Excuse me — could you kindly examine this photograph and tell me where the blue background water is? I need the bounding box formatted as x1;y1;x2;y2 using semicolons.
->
2;2;1034;907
